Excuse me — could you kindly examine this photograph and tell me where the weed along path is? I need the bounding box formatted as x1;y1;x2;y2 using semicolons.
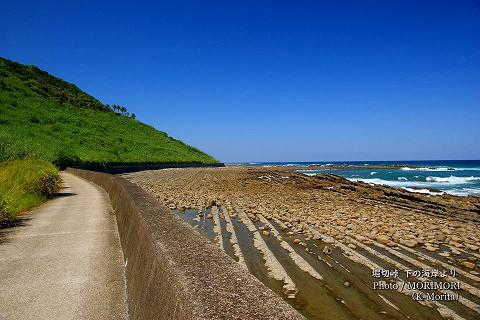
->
0;172;127;320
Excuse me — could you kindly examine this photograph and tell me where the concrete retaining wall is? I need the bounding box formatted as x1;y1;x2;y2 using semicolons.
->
68;162;225;174
66;168;304;320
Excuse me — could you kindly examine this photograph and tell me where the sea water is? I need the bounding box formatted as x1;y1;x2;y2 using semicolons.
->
235;160;480;196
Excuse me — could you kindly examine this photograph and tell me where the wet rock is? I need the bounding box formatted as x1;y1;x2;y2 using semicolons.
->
461;260;476;269
323;246;333;255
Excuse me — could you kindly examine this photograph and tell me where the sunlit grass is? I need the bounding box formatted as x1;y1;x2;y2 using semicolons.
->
0;57;218;166
0;160;61;221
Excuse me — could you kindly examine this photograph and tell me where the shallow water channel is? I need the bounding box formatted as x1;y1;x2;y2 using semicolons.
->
174;207;452;320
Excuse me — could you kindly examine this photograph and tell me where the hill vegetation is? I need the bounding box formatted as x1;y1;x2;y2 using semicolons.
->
0;57;218;221
0;57;218;166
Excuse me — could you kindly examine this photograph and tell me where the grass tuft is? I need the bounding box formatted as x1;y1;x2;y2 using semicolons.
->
0;160;61;221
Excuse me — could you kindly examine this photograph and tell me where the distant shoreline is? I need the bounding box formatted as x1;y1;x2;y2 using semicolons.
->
227;163;422;171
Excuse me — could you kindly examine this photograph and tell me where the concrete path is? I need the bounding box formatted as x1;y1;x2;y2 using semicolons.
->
0;173;127;320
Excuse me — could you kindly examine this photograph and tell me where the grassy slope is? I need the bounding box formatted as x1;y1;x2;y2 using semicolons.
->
0;57;218;165
0;160;60;221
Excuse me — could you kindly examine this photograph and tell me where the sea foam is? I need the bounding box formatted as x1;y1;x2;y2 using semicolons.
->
401;167;455;172
425;176;480;184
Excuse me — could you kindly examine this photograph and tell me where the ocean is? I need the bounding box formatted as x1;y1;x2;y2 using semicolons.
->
234;160;480;196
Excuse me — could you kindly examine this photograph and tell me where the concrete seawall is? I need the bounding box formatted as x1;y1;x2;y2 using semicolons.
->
66;168;304;320
68;162;225;174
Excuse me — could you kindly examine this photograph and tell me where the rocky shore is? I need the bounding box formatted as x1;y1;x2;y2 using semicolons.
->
125;167;480;251
123;167;480;319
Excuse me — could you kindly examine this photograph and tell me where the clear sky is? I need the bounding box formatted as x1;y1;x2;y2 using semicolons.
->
1;1;479;163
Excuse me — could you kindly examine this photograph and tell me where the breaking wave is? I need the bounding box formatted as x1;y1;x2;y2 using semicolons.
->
401;167;480;172
349;177;480;196
425;176;480;184
401;167;455;172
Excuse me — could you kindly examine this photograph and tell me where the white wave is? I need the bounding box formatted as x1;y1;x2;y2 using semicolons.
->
350;178;416;187
398;177;408;181
370;171;377;175
349;177;480;196
425;176;480;184
400;166;480;172
402;187;443;195
400;167;455;172
446;188;480;196
298;170;318;176
350;177;479;187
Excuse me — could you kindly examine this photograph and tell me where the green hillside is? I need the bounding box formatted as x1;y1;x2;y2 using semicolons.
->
0;57;218;166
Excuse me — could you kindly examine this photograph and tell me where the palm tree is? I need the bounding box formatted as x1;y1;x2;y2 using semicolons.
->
120;106;127;115
131;113;136;120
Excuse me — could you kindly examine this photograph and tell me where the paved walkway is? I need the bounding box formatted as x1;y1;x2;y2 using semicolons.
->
0;173;127;320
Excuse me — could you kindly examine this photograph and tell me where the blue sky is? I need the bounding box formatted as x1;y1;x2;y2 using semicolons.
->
1;1;479;162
